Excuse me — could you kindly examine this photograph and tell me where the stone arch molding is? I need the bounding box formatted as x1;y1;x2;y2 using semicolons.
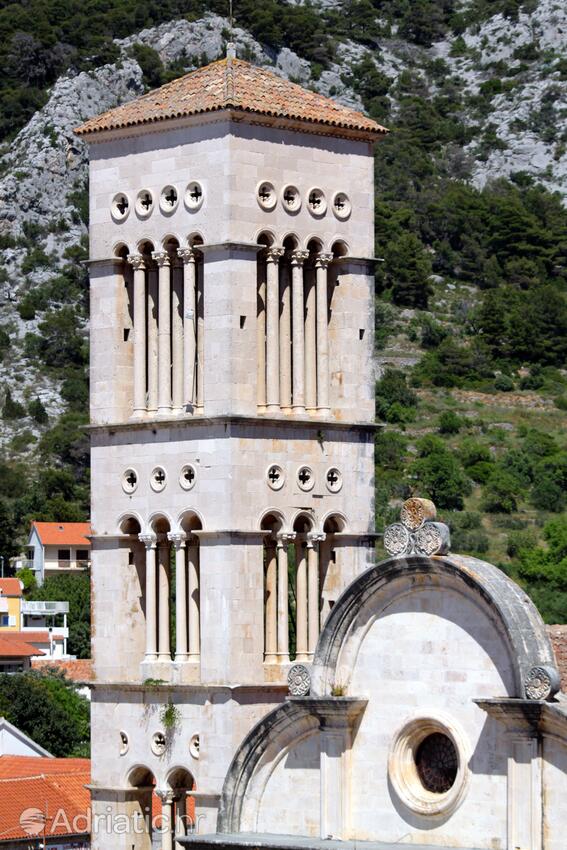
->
310;552;557;700
217;548;559;837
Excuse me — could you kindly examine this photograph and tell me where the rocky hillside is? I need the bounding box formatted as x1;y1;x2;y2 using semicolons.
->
0;0;566;620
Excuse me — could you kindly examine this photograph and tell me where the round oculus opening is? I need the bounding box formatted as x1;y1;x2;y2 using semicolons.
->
160;184;179;213
111;193;130;222
281;184;301;213
415;732;458;794
297;466;315;492
119;731;129;756
189;734;200;759
185;181;204;211
150;466;167;492
135;189;154;218
180;464;197;491
332;191;351;220
267;464;285;491
325;467;342;493
122;468;138;494
257;181;277;211
307;187;327;217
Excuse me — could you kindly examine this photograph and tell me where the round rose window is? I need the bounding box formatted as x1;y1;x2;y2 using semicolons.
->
415;732;458;794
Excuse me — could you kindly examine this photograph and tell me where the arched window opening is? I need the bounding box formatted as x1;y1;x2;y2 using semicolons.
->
172;513;203;663
138;516;173;662
166;768;196;845
127;767;156;850
321;514;347;626
261;512;284;663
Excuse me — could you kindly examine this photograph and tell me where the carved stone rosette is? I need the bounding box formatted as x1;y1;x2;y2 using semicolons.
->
524;665;561;701
288;663;311;696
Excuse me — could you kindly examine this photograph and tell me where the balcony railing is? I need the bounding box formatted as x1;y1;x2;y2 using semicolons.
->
55;560;90;569
22;601;69;615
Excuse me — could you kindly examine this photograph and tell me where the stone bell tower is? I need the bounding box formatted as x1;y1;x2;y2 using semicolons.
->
76;51;386;850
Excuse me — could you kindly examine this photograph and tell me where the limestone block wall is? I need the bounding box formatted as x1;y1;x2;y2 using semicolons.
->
347;583;513;848
543;739;567;850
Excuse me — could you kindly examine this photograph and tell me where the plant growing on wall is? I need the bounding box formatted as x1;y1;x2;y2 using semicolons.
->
159;699;181;732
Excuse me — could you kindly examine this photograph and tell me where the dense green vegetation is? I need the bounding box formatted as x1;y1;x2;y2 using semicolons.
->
0;669;89;756
0;0;565;637
27;573;91;659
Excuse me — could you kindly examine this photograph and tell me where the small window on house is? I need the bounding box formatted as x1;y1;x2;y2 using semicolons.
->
58;549;71;563
76;549;89;562
0;615;9;627
27;549;34;562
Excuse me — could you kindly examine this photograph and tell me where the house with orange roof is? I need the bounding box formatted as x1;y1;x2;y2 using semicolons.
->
0;578;70;663
22;522;91;586
0;755;90;850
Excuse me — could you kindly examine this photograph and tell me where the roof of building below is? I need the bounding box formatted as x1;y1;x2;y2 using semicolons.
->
74;57;387;140
31;658;94;683
0;578;22;598
177;833;483;850
31;521;91;547
0;756;90;841
548;624;567;692
0;636;44;659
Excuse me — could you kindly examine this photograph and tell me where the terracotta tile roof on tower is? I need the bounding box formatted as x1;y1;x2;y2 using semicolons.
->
32;521;91;547
74;57;387;139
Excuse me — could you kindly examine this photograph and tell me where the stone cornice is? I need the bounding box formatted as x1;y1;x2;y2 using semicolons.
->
198;241;263;255
91;682;288;695
87;413;379;435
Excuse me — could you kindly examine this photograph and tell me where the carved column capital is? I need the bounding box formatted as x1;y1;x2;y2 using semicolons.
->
151;250;170;267
138;532;157;549
127;253;145;271
276;532;296;548
307;531;326;548
167;531;186;549
266;247;285;264
315;252;333;270
177;247;196;264
290;249;310;267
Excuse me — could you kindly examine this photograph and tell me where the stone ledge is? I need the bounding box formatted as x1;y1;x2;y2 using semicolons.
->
178;833;483;850
87;414;380;435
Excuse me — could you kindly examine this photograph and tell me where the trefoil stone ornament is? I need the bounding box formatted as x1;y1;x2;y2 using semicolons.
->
288;663;311;696
383;498;450;558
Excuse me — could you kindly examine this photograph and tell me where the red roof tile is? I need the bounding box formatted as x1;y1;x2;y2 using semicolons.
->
0;578;22;597
31;659;94;683
0;757;90;841
0;636;43;658
32;522;91;547
548;624;567;692
2;631;63;643
74;57;387;139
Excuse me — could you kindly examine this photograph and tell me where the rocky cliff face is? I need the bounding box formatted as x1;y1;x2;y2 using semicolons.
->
0;3;565;454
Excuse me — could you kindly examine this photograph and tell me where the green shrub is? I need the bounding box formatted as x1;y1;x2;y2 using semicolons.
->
28;398;48;424
494;373;514;392
438;410;462;434
376;368;418;422
375;430;408;470
2;388;26;419
481;469;522;513
412;450;471;510
506;529;538;558
0;326;9;359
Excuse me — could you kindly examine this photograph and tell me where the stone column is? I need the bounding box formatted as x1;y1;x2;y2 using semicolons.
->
265;248;284;413
147;264;159;414
187;535;200;661
295;536;309;662
152;251;172;415
291;250;309;414
276;532;295;662
168;532;187;662
279;258;292;413
257;259;267;411
307;532;325;658
128;254;147;416
178;248;196;407
171;257;184;413
196;258;204;412
175;793;187;850
139;533;157;661
304;265;317;414
264;539;277;663
159;792;175;850
157;535;171;661
315;253;333;415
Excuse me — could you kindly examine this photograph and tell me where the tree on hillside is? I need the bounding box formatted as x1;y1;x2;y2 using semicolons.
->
380;232;433;309
30;573;90;659
0;670;89;756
